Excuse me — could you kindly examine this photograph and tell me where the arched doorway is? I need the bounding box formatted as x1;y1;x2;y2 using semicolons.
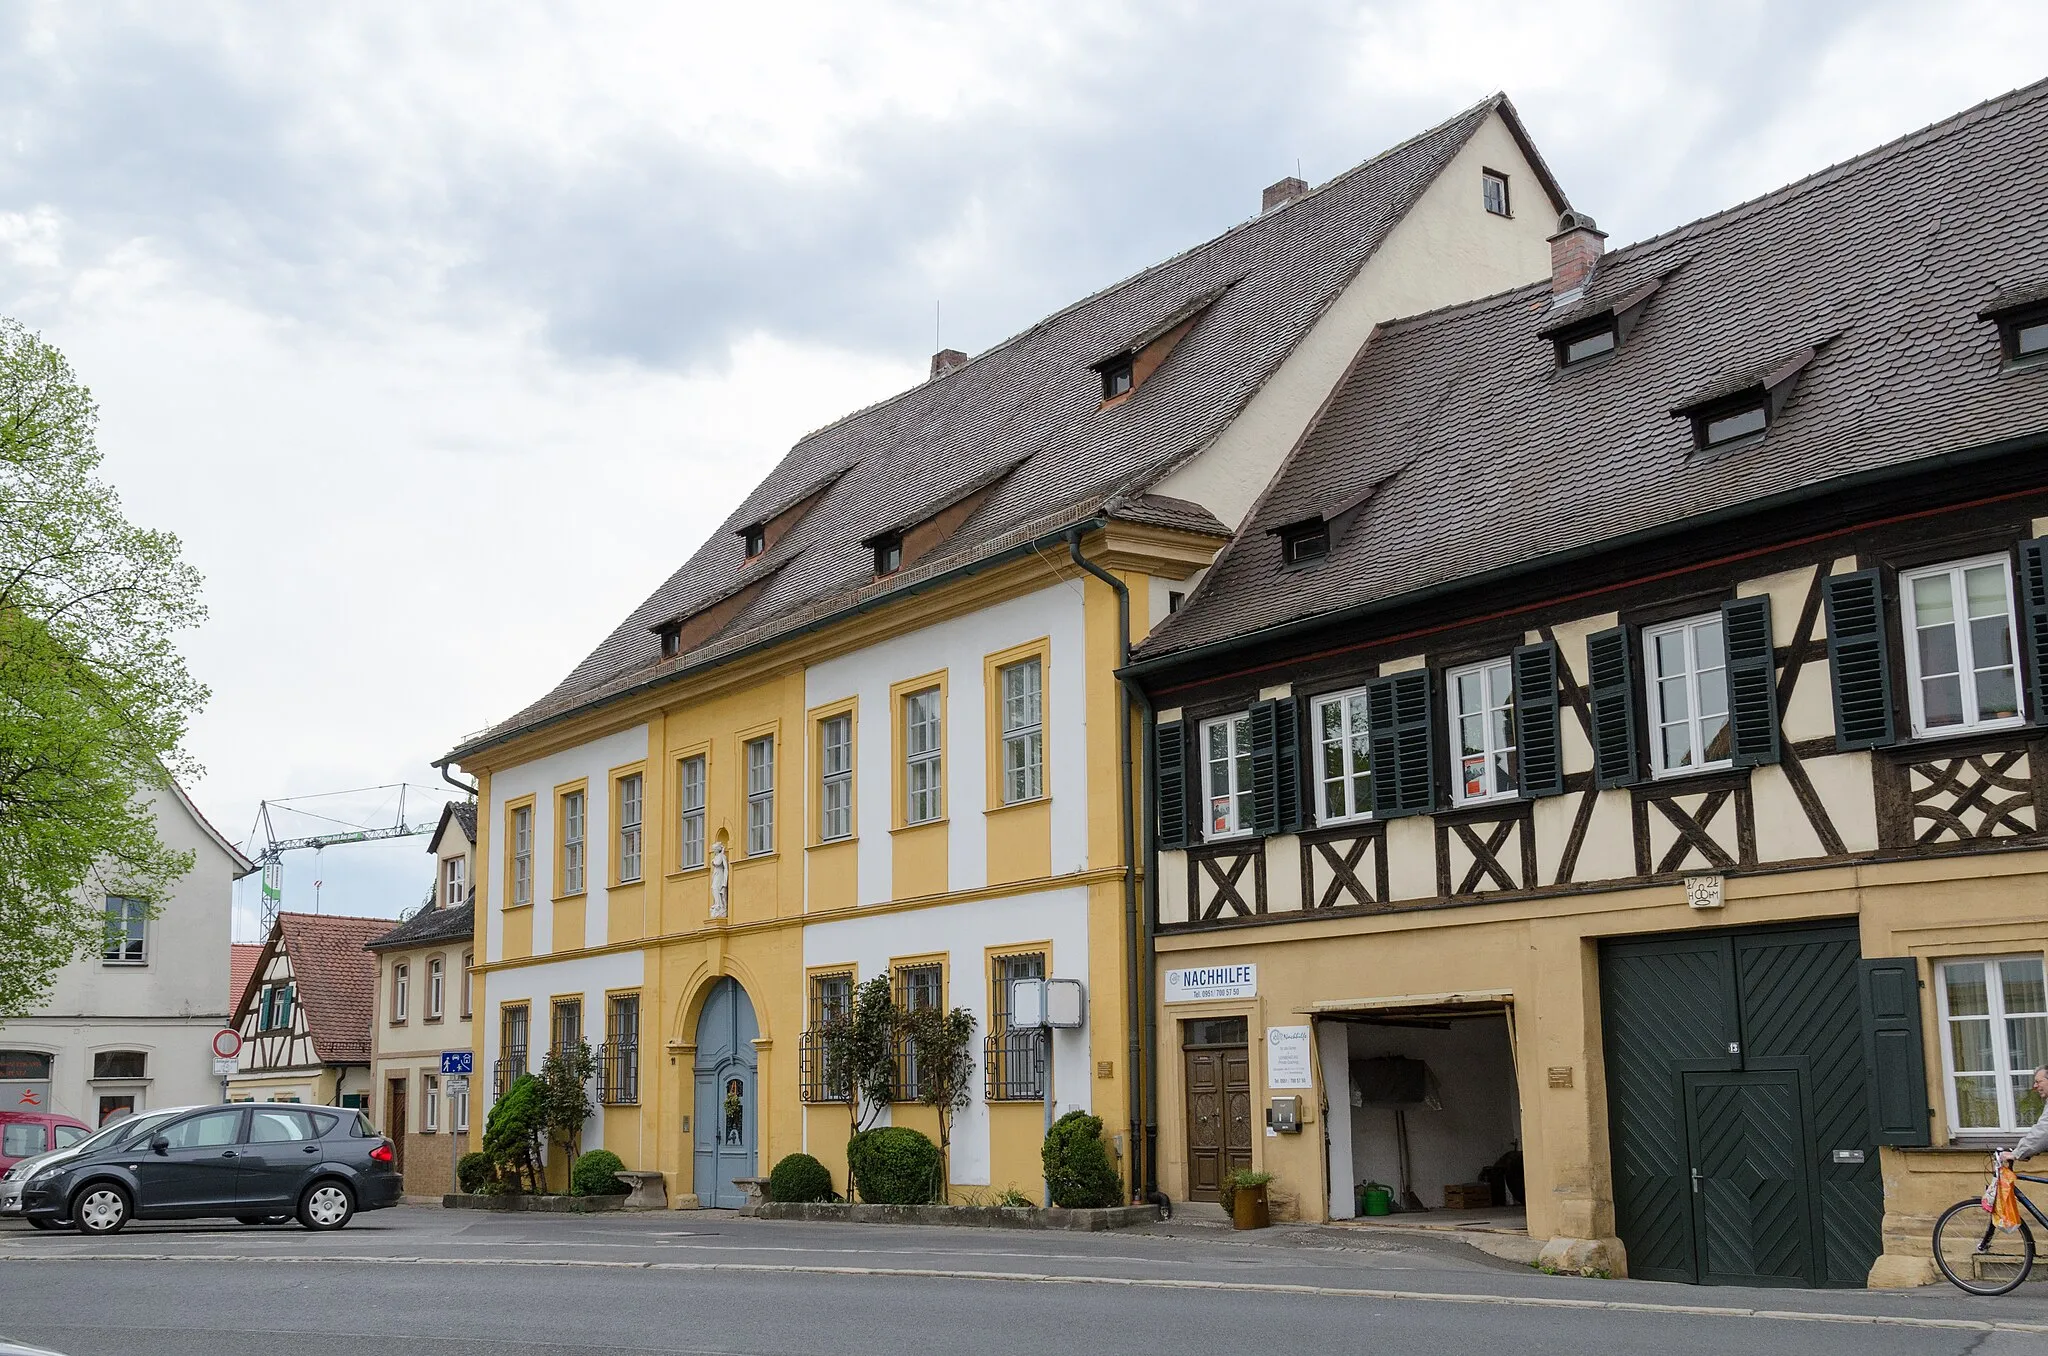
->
693;978;758;1208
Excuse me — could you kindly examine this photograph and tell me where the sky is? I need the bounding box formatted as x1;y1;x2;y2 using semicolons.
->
3;1;2045;939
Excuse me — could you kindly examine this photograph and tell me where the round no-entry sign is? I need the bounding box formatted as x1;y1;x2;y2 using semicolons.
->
212;1028;243;1060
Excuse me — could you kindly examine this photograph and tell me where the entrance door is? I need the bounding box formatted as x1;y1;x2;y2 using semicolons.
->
1182;1017;1251;1202
1683;1070;1814;1287
387;1079;408;1178
693;978;759;1208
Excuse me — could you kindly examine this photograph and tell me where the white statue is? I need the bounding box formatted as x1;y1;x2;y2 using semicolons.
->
709;839;729;919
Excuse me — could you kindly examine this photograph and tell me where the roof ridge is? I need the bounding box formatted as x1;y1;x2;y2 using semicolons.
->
280;912;399;926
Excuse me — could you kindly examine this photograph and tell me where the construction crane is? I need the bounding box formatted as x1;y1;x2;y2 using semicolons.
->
246;784;452;933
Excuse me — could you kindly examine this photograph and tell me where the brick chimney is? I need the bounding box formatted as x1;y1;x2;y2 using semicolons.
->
929;348;968;380
1548;209;1607;296
1262;176;1308;214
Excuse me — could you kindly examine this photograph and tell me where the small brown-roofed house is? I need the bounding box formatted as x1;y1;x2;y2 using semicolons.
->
226;913;389;1109
229;944;263;1015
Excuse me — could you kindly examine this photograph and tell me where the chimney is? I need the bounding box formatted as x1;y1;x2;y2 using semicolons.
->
929;348;968;380
1261;176;1308;214
1548;209;1607;297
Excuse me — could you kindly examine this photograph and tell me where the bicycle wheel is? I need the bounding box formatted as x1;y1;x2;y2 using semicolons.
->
1933;1197;2036;1295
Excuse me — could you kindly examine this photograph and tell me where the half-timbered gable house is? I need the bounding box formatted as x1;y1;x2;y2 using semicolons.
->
1126;79;2048;1288
227;913;386;1108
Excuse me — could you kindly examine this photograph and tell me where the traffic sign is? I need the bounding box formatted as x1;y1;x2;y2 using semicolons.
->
445;1075;469;1094
440;1050;473;1075
212;1028;243;1059
212;1057;239;1077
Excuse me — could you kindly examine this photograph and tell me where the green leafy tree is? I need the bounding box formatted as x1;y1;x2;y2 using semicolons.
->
0;319;206;1020
901;1004;977;1198
538;1039;598;1179
482;1073;545;1191
818;975;897;1132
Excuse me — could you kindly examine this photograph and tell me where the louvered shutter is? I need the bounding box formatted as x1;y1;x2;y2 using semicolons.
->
1585;626;1641;788
1823;569;1896;750
1153;720;1189;851
1274;697;1305;833
1248;700;1282;835
1511;642;1564;797
2019;538;2048;725
1367;670;1437;817
1858;957;1931;1147
1720;596;1781;766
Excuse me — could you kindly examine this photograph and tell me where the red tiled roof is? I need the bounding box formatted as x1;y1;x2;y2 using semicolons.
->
275;913;390;1065
229;944;264;1014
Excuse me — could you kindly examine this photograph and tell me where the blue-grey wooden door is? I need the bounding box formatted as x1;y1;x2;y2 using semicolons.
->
692;978;758;1208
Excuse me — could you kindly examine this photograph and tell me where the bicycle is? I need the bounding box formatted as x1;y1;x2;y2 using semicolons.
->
1932;1152;2048;1295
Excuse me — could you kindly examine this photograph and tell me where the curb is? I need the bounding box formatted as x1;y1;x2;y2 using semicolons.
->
743;1202;1160;1231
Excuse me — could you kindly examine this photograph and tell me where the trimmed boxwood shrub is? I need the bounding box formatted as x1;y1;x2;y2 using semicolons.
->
483;1073;545;1191
847;1126;941;1205
456;1151;493;1194
768;1152;835;1203
1043;1109;1122;1209
571;1149;628;1196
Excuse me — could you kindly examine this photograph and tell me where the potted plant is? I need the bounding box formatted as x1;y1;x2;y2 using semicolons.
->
1227;1170;1272;1230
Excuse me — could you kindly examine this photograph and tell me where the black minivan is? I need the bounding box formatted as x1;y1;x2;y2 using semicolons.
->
18;1103;402;1235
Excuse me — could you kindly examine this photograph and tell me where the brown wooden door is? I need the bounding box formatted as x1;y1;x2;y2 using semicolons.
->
1183;1024;1251;1201
387;1078;407;1177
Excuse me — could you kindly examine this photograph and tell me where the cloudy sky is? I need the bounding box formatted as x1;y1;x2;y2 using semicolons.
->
3;1;2043;938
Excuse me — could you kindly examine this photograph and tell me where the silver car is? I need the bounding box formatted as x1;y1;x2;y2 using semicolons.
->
0;1109;192;1229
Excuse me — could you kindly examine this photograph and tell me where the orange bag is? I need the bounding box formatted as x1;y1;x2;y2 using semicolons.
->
1993;1165;2023;1231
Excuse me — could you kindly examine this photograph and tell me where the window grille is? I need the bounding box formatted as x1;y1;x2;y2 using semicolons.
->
984;952;1046;1101
892;963;943;1100
801;972;853;1104
599;994;640;1105
551;999;582;1056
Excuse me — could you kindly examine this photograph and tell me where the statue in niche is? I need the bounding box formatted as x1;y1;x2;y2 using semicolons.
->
709;838;729;919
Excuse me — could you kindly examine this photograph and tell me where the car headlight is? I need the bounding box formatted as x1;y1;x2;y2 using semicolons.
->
26;1167;64;1189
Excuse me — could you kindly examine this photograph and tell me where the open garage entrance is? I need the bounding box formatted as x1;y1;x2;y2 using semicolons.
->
1317;995;1523;1223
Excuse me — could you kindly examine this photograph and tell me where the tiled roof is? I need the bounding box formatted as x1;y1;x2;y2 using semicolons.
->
427;800;477;856
229;944;263;1014
364;901;476;953
275;913;388;1065
450;95;1528;762
1135;79;2048;664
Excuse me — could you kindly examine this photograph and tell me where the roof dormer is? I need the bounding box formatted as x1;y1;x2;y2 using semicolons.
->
1089;284;1231;409
1670;342;1826;454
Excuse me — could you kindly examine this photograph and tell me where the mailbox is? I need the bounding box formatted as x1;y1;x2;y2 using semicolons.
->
1266;1095;1302;1134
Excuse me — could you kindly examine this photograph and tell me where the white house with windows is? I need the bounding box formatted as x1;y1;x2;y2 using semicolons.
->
0;782;252;1129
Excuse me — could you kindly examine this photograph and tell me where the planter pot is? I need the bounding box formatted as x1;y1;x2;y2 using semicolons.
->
1231;1183;1270;1230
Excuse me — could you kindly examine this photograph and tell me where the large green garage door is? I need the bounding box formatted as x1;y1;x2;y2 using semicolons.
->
1600;922;1884;1287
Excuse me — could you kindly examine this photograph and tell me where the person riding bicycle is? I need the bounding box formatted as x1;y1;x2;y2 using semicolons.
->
2002;1065;2048;1164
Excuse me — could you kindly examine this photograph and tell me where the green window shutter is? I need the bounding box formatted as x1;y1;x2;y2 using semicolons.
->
1511;642;1564;797
1366;670;1436;818
1720;596;1781;767
1585;626;1641;788
1823;569;1896;749
1153;720;1189;851
1248;700;1282;835
1275;697;1305;833
2019;538;2048;724
1858;957;1931;1147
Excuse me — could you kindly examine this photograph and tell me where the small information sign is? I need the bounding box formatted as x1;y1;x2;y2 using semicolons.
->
1266;1026;1314;1089
212;1057;239;1077
1164;965;1256;1003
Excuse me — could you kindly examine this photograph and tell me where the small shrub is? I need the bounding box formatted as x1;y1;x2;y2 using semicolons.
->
483;1074;545;1192
571;1149;627;1196
995;1186;1035;1208
456;1151;493;1194
847;1126;942;1204
768;1152;835;1204
1042;1109;1122;1209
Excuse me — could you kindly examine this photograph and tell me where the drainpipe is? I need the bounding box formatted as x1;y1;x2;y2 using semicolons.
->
1130;681;1162;1206
1064;527;1144;1203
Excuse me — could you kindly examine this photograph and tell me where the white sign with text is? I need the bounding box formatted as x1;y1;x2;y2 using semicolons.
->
1164;965;1256;1003
1266;1025;1314;1089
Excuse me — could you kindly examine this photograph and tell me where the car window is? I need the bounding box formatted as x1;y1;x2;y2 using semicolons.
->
308;1111;339;1138
351;1112;377;1138
53;1125;89;1148
248;1109;313;1143
2;1123;46;1158
159;1109;242;1149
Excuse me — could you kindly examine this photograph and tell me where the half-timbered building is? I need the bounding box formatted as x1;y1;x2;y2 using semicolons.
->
1124;80;2048;1288
227;913;386;1109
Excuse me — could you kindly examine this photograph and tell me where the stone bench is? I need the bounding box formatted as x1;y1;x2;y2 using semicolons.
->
733;1176;772;1212
615;1170;668;1210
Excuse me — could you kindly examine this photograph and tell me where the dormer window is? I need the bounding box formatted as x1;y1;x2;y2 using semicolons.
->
873;534;903;577
1978;290;2048;367
742;525;765;559
1694;395;1769;450
1555;319;1617;367
1277;518;1329;566
658;623;682;660
1672;342;1822;455
1101;356;1134;402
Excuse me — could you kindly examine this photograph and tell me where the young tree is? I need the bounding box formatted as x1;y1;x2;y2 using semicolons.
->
818;975;896;1132
0;319;206;1019
538;1039;598;1184
901;1004;978;1199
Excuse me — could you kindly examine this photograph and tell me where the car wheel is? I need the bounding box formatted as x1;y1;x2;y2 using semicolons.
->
27;1217;62;1231
297;1180;355;1231
72;1184;131;1236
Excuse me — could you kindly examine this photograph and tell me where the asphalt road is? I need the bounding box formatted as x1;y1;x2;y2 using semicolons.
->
3;1207;2046;1355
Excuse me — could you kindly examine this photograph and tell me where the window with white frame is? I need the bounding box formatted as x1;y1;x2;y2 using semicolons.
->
510;806;533;905
102;896;147;964
1201;712;1255;839
1311;691;1372;823
1000;658;1044;804
1937;955;2048;1135
904;689;943;824
746;736;776;855
461;951;473;1019
393;964;409;1022
1645;614;1731;776
819;714;853;841
679;755;707;869
1902;556;2023;737
427;958;445;1019
1449;658;1518;804
423;1074;440;1131
617;773;643;882
454;1076;470;1132
442;855;466;906
561;790;586;894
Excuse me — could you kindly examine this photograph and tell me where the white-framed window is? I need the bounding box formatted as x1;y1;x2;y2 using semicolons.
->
454;1076;470;1132
442;855;466;906
819;714;853;841
1448;658;1517;804
561;790;586;894
1901;556;2024;738
461;951;473;1019
423;1074;440;1131
746;736;775;855
427;958;445;1019
102;896;147;964
393;963;409;1022
617;773;643;883
510;806;533;906
1201;712;1255;840
1000;658;1044;804
1936;954;2047;1135
904;689;943;824
1311;690;1372;824
1645;614;1731;777
678;755;707;870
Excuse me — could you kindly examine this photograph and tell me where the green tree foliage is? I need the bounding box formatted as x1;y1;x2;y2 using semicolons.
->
817;975;897;1131
767;1152;835;1204
456;1151;493;1194
570;1148;627;1196
900;1003;977;1191
483;1073;545;1192
846;1126;942;1205
539;1039;598;1174
0;319;206;1020
1042;1109;1123;1209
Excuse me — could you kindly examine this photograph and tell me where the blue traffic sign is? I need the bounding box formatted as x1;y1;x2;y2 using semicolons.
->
440;1050;473;1075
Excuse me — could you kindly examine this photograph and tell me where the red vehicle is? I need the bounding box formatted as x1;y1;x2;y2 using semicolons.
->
0;1112;93;1174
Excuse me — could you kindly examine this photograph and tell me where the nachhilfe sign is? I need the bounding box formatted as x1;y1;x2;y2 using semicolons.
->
1164;965;1256;1003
